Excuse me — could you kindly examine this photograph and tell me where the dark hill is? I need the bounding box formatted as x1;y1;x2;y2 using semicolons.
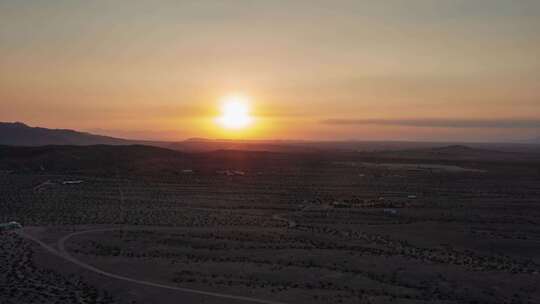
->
0;122;134;146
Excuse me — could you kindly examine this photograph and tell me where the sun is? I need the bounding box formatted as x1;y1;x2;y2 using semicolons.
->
216;95;253;130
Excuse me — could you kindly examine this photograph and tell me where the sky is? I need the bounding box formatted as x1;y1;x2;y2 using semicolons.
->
1;0;539;142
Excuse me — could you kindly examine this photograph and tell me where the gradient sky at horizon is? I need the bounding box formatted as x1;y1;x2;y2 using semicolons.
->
1;0;539;142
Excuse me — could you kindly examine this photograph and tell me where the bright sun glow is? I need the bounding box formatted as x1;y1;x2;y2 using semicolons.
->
216;95;253;130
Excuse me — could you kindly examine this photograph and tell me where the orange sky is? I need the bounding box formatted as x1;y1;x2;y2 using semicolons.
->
1;1;539;142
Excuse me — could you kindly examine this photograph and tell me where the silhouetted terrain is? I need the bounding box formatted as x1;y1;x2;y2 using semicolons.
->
166;139;319;153
2;122;539;155
2;144;538;178
360;144;540;162
0;145;324;178
0;122;136;146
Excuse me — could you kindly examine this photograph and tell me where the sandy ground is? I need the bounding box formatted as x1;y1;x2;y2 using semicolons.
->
2;152;540;303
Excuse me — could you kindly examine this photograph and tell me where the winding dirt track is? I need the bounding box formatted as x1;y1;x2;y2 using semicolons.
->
16;226;291;304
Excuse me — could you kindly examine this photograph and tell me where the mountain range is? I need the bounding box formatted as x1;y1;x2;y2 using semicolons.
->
1;122;539;153
0;122;136;146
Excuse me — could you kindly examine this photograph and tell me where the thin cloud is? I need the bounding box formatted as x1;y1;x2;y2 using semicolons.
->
322;118;540;129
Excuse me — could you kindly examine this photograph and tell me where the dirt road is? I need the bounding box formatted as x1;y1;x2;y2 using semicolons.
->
16;227;290;304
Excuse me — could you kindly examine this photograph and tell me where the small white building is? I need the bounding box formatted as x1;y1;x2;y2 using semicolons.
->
62;180;84;185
